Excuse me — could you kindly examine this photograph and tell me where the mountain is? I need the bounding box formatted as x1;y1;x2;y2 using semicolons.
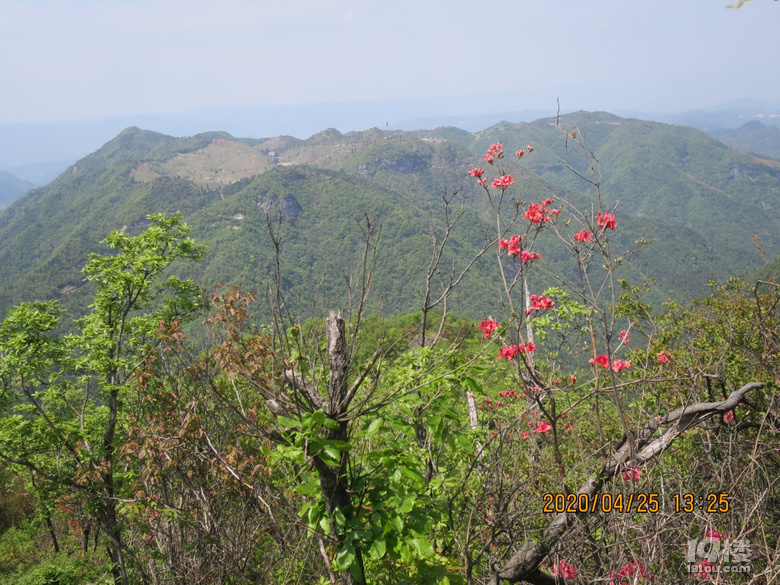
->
0;171;35;209
458;112;780;276
709;120;780;160
2;114;780;322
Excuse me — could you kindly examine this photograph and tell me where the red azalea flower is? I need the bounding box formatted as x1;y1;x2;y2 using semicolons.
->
533;421;552;433
499;234;523;256
590;354;610;368
657;351;670;363
611;359;631;372
552;560;578;580
491;174;515;189
622;467;641;482
596;211;618;230
520;250;541;263
619;330;630;344
574;229;593;243
478;318;499;339
724;410;735;422
524;202;548;224
697;559;714;579
525;293;555;315
468;167;484;178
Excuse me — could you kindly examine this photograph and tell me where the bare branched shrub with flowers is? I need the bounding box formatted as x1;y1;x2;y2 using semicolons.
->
450;129;780;584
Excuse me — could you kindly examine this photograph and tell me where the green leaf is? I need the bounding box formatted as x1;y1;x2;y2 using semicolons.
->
319;516;330;536
386;515;404;534
399;466;424;488
333;507;347;528
368;537;387;560
364;417;382;438
334;543;356;571
411;537;434;559
277;416;301;429
398;495;415;514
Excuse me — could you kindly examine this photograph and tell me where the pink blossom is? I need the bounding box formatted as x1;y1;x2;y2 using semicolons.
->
611;359;632;372
525;293;555;315
697;559;714;579
520;250;541;263
533;421;552;434
590;354;610;368
705;529;726;541
478;318;499;339
619;330;630;345
596;211;618;230
491;174;515;189
468;168;484;178
524;200;555;224
609;560;648;585
552;560;577;580
622;467;641;482
498;345;520;360
724;410;735;423
574;229;593;243
499;234;523;257
657;351;670;364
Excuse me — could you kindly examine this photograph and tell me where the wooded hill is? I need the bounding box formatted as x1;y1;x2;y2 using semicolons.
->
2;111;779;321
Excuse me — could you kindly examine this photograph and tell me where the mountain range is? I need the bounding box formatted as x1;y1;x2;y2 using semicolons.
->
1;111;779;322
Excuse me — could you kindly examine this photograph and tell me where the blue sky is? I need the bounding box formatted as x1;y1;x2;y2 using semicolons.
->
1;0;779;124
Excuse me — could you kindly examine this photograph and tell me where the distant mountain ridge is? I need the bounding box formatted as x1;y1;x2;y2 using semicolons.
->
710;120;780;160
0;171;35;209
2;112;780;321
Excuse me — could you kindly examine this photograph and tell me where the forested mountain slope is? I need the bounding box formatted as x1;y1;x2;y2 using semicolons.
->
2;113;778;320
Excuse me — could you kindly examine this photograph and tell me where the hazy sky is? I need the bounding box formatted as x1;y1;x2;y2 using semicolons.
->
1;0;779;124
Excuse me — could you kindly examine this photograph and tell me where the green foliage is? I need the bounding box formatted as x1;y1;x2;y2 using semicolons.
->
0;214;204;584
4;114;780;322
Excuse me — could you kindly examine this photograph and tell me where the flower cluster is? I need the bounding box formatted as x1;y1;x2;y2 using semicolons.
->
696;560;714;580
552;560;577;579
525;293;555;316
498;234;523;256
532;420;552;434
609;560;648;585
498;388;523;399
498;342;536;360
478;318;499;339
574;229;593;243
524;199;560;224
657;351;670;363
596;211;618;231
491;174;515;189
622;467;642;482
484;142;504;164
619;330;630;345
590;354;632;372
